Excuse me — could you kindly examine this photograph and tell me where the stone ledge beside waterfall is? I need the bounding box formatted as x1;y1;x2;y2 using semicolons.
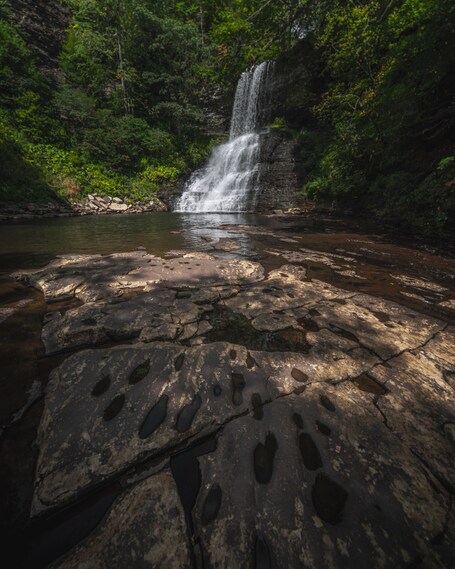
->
255;128;306;212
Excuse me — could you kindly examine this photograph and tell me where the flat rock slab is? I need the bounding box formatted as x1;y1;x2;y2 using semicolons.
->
41;284;239;355
224;273;445;360
15;252;264;303
32;342;277;513
194;384;450;569
32;335;382;514
21;251;455;568
50;470;191;569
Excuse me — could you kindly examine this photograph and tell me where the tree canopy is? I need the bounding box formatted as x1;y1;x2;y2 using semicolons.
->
0;0;453;234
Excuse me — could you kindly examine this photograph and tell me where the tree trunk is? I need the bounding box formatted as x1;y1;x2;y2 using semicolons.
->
116;0;133;115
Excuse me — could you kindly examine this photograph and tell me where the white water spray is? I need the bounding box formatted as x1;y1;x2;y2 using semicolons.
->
175;61;273;212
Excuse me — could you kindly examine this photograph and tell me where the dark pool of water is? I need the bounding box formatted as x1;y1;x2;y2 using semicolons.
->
0;213;261;272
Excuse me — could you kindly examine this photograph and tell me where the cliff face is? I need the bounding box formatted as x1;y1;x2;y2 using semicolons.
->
256;128;305;212
265;40;323;131
253;43;319;212
10;0;70;83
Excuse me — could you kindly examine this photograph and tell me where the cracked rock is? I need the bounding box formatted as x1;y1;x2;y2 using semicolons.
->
15;252;264;303
194;384;448;569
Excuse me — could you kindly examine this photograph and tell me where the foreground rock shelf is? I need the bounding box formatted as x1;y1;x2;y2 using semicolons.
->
14;251;455;569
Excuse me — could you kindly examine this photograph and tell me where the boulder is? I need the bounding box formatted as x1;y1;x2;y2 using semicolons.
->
109;203;128;212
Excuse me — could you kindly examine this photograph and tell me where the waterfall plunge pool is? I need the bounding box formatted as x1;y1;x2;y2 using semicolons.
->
0;212;261;273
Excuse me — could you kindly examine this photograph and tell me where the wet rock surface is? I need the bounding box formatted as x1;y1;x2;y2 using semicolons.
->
4;237;455;568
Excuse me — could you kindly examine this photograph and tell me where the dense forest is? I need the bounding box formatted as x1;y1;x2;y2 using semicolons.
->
0;0;454;235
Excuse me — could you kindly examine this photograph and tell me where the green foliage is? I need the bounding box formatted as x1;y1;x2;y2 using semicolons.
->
130;165;180;201
437;156;455;172
1;0;454;236
25;143;125;198
296;0;455;236
271;118;287;130
0;13;41;109
0;123;52;202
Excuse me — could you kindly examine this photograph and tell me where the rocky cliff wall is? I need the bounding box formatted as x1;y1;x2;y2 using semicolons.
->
265;40;323;130
255;128;305;212
253;41;321;212
10;0;70;83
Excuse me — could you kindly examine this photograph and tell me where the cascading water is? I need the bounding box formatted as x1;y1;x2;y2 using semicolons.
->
175;61;273;212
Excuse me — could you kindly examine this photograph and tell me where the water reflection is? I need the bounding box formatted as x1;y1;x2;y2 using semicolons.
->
177;212;255;257
0;213;259;272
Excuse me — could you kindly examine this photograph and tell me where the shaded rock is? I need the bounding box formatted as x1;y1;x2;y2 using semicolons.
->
40;286;203;354
15;252;264;304
140;323;180;343
255;129;305;213
0;307;15;324
32;342;281;513
371;345;455;490
251;312;295;332
193;385;448;568
310;294;444;360
50;471;191;569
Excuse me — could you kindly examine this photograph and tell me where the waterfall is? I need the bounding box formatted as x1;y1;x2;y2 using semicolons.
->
175;61;273;213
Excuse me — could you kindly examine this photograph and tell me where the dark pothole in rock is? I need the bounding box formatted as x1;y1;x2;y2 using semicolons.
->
316;420;331;436
312;473;348;524
254;534;272;569
251;393;264;420
139;394;168;439
291;368;308;382
170;435;217;540
176;394;202;433
352;374;388;396
231;372;246;406
91;375;110;397
293;413;304;430
254;433;278;485
128;360;150;385
319;395;336;413
201;483;222;526
103;394;125;421
299;433;323;471
174;353;185;372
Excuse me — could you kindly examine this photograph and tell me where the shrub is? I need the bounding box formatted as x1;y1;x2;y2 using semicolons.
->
130;165;180;202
